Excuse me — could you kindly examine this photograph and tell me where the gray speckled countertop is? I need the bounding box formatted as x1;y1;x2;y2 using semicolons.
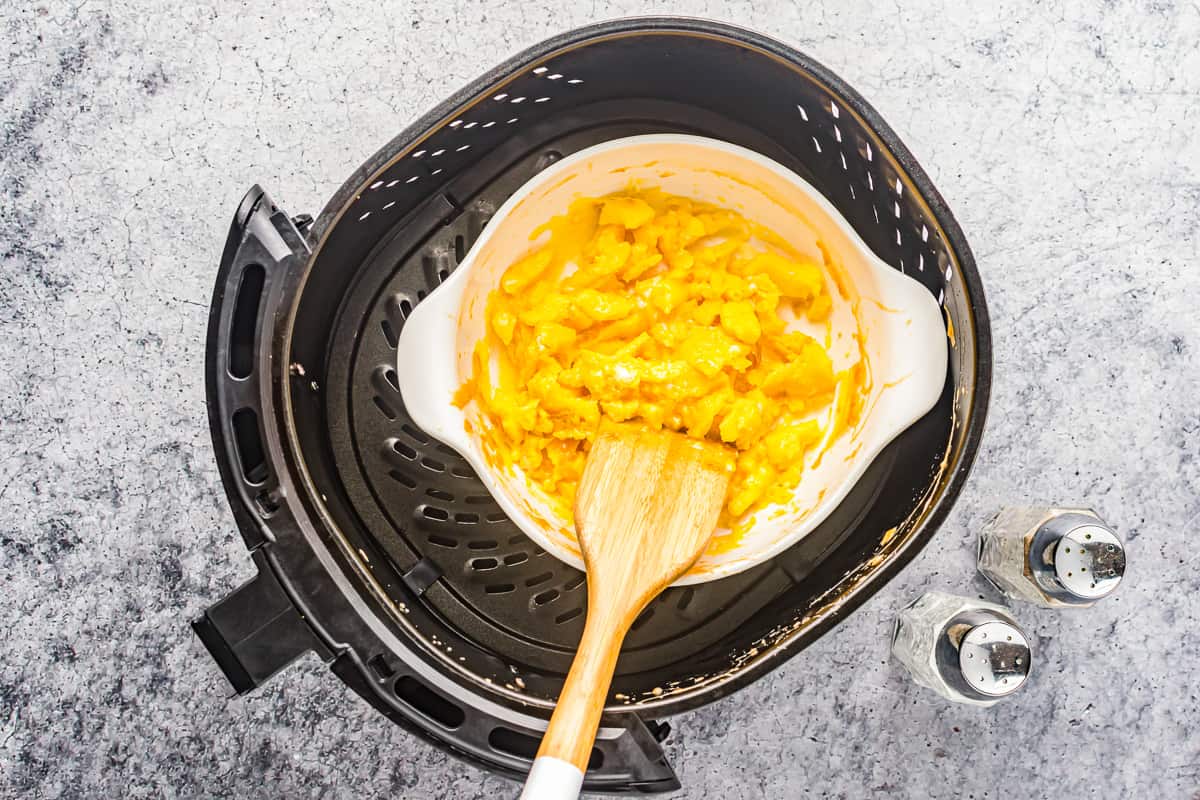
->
2;2;1197;798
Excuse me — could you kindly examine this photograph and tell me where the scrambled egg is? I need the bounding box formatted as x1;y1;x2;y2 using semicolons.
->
460;189;854;526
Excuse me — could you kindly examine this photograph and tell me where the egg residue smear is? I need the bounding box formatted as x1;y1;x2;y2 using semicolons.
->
456;189;865;531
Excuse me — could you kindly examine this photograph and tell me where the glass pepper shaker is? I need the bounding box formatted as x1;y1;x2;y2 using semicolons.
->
892;591;1032;707
977;507;1126;608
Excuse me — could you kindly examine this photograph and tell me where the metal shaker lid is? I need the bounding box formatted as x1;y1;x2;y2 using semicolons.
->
957;620;1031;697
1053;525;1125;599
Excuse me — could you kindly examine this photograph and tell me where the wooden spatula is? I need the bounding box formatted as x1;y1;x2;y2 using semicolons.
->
519;424;733;800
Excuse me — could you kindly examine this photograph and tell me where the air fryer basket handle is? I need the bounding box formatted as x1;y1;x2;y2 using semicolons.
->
205;184;311;552
193;549;331;693
197;184;323;693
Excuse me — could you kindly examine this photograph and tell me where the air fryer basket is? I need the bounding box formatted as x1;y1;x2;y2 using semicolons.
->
198;18;989;794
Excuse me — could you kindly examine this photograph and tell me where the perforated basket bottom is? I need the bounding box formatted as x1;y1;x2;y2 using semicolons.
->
321;102;950;704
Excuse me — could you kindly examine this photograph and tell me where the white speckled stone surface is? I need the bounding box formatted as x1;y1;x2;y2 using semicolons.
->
2;2;1197;798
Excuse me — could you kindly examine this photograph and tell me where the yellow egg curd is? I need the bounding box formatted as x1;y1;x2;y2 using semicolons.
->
458;189;860;529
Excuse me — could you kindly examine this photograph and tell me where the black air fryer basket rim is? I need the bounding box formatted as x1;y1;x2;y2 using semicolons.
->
270;17;988;711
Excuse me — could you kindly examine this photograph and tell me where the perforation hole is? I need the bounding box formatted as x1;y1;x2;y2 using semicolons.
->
555;607;583;624
454;235;466;262
486;512;507;523
421;457;445;473
463;121;477;129
547;73;563;80
382;368;399;392
385;180;400;188
811;137;822;154
503;552;528;566
506;118;518;125
412;150;426;158
401;423;429;444
830;101;840;118
525;571;553;588
507;534;526;545
405;175;419;184
232;408;267;485
426;487;454;502
369;180;383;190
468;539;498;550
383;201;396;210
423;506;449;521
388;470;416;489
464;494;494;505
471;557;499;571
567;78;583;85
485;583;515;594
394;676;465;728
358;211;371;222
373;396;397;420
796;104;808;121
534;97;550;103
428;535;457;548
630;606;655;631
482;121;496;128
534;589;560;605
393;441;417;460
834;125;842;143
676;587;695;611
455;512;479;524
380;319;398;348
493;93;508;100
564;573;585;591
533;66;548;75
431;149;446;157
450;463;474;478
456;145;470;152
510;96;526;104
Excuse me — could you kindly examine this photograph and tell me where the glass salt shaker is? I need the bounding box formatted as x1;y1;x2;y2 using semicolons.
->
892;591;1032;707
977;507;1126;608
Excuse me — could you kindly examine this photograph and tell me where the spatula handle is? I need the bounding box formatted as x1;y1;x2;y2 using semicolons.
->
518;756;584;800
519;610;629;800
